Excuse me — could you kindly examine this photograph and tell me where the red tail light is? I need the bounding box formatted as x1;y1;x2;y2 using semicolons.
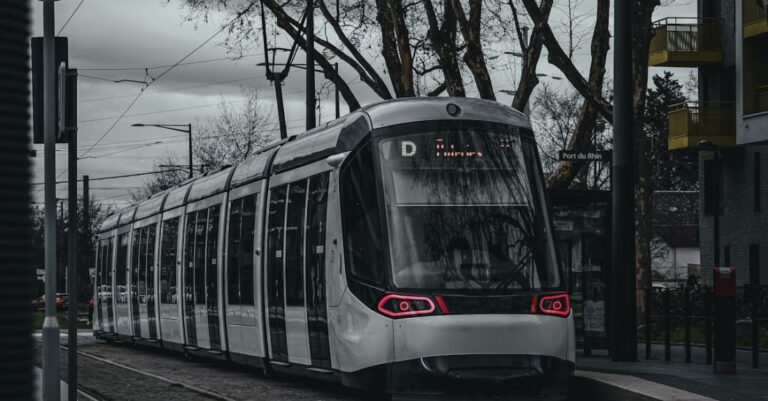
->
377;294;436;318
538;294;570;317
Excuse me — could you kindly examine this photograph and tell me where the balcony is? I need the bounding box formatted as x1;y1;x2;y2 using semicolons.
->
758;85;768;114
667;102;735;150
744;0;768;38
648;18;722;67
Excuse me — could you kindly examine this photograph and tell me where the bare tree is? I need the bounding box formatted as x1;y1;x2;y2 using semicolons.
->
193;86;277;173
135;85;276;199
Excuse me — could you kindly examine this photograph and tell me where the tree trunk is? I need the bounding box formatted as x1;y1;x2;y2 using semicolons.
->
424;0;466;97
632;0;660;314
450;0;496;100
375;0;415;97
510;0;554;112
545;0;610;189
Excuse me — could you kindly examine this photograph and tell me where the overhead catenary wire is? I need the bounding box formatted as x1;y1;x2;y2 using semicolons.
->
57;0;85;35
77;0;259;160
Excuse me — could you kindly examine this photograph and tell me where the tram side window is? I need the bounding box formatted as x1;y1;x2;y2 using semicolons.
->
160;218;180;304
146;224;157;302
228;198;243;305
286;181;307;306
106;237;114;297
205;205;221;305
194;210;207;305
240;195;256;306
267;186;287;308
116;233;129;303
340;142;387;284
184;212;197;304
228;194;258;306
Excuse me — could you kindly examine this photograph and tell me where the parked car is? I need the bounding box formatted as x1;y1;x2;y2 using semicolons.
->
32;293;69;311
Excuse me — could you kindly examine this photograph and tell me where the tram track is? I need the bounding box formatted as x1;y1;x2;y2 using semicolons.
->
60;344;235;401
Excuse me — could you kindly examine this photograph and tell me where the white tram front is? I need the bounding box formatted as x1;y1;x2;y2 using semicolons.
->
93;98;574;399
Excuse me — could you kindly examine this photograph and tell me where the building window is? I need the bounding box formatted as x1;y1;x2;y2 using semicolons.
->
755;153;761;212
704;159;723;215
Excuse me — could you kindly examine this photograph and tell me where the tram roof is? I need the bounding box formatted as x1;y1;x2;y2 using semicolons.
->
99;98;528;232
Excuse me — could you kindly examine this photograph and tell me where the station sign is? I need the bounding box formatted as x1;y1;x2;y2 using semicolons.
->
558;150;612;162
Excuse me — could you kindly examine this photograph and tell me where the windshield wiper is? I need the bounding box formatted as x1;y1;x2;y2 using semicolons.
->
491;234;547;295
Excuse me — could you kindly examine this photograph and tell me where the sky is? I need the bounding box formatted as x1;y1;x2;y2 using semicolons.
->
29;0;696;211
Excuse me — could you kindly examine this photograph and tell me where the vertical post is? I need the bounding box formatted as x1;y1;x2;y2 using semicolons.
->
42;0;61;399
706;287;713;364
714;152;721;267
684;285;691;363
663;289;671;362
334;63;340;119
275;74;288;139
67;103;78;401
187;124;193;179
306;0;316;130
611;0;637;362
83;175;90;325
645;286;651;359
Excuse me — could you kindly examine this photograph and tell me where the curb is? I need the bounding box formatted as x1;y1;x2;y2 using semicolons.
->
572;370;717;401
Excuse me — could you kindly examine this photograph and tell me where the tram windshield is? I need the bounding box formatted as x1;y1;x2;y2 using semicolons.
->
376;127;561;292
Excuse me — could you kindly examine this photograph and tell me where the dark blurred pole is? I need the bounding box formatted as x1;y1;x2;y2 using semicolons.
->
644;287;651;359
0;1;35;400
611;0;637;362
42;0;61;399
334;63;340;119
66;100;78;401
187;124;193;179
663;289;670;361
684;286;691;363
306;0;316;130
706;288;713;364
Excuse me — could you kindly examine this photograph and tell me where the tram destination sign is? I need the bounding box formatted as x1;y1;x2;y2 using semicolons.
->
558;150;612;162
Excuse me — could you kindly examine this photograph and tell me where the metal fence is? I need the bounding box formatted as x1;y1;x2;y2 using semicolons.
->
641;284;767;368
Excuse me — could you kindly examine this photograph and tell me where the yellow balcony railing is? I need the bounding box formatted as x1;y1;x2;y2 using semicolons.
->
649;18;723;67
668;102;736;150
744;0;768;38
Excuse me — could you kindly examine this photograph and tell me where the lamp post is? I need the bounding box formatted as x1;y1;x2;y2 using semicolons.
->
132;123;193;179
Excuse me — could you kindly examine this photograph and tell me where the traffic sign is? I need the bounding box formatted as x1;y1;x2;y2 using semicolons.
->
558;150;612;162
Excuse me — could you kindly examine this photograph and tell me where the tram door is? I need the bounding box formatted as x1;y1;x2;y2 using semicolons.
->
183;205;223;350
225;191;263;358
267;173;331;367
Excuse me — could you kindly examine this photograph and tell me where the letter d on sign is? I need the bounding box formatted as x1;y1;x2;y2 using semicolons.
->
401;141;417;157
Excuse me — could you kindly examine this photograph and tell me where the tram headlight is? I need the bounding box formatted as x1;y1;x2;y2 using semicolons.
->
376;294;437;318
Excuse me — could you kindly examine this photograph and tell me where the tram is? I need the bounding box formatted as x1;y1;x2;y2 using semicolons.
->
93;97;574;399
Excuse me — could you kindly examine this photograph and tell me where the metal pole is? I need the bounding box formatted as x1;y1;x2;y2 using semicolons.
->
42;0;61;399
306;0;316;130
611;0;637;362
713;151;720;267
67;105;78;401
275;75;288;139
187;124;193;179
334;63;340;119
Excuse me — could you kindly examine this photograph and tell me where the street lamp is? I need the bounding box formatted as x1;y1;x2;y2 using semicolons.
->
132;123;193;179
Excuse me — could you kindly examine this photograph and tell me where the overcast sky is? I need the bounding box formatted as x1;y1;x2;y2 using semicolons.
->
29;0;696;210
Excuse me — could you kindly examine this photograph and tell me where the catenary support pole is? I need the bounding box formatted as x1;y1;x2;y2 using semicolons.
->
67;103;78;401
42;0;61;399
611;0;637;362
187;123;193;179
275;75;288;139
306;0;316;130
